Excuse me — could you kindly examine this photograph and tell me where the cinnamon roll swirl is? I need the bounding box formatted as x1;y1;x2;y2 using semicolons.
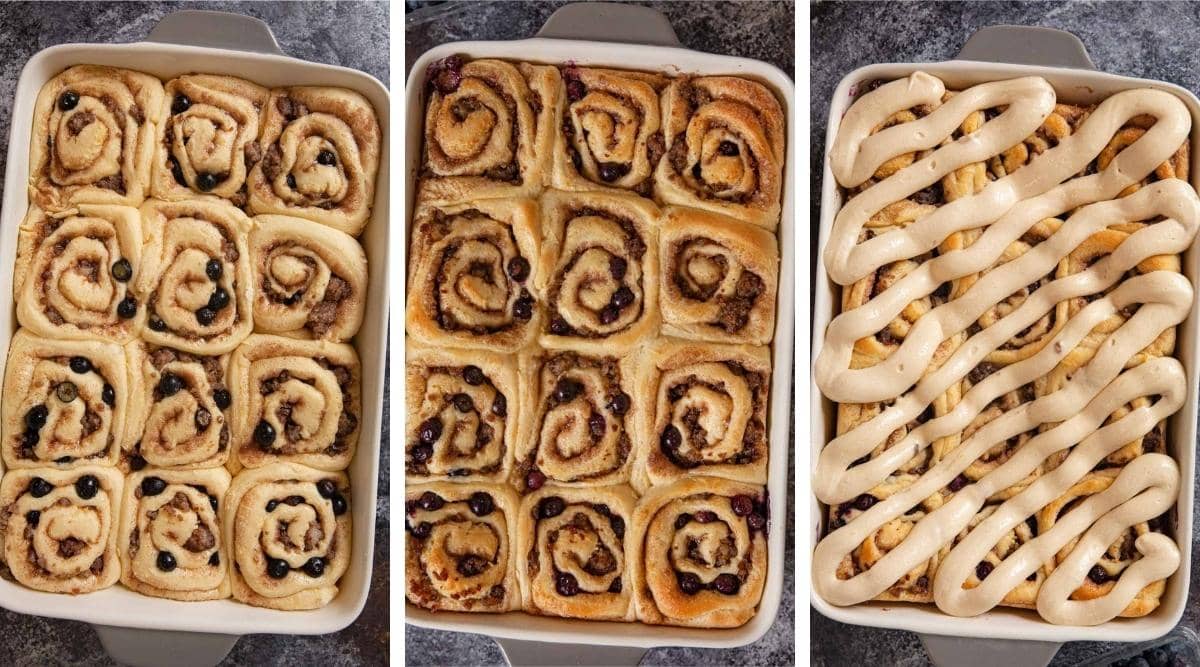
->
125;345;231;471
0;466;123;593
630;477;767;627
2;330;141;470
246;86;381;236
517;485;637;620
538;190;659;353
135;198;254;355
654;76;785;229
223;463;351;610
229;335;360;472
118;467;231;601
632;339;770;492
250;214;367;343
152;75;269;205
405;482;521;612
406;344;517;484
659;207;779;345
406;198;541;352
550;66;667;197
14;204;144;342
419;57;555;203
513;350;637;493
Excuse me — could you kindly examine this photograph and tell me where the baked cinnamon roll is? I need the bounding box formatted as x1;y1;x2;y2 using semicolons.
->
632;339;770;492
246;87;381;236
14;204;144;342
952;504;1043;609
418;57;555;203
538;190;659;353
1;330;141;470
228;334;360;472
654;76;785;229
223;463;351;610
125;345;232;471
517;485;637;620
630;477;767;627
250;214;367;343
152;74;269;205
0;466;123;593
135;198;254;354
117;467;231;601
550;66;667;197
405;482;521;612
659;206;779;345
513;350;637;493
406;198;541;352
29;66;164;210
406;344;518;484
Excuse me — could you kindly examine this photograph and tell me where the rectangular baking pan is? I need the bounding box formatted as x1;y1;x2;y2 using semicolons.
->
811;26;1198;650
404;3;795;652
0;10;389;647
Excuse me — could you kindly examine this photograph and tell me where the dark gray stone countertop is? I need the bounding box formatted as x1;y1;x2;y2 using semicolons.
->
812;2;1200;666
405;1;794;665
0;2;389;666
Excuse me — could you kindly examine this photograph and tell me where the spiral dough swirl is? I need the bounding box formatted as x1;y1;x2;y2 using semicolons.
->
133;347;231;469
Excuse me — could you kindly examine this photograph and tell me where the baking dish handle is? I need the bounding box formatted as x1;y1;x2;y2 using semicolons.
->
920;634;1060;667
496;638;647;666
536;1;681;47
92;624;238;667
144;10;284;55
956;25;1095;70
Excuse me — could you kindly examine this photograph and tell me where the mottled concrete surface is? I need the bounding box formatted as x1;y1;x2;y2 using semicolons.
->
812;2;1200;666
404;1;795;665
0;2;389;666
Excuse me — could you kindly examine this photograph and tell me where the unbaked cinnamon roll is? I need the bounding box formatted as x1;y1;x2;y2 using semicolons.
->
1;330;141;470
406;198;541;352
632;339;770;492
250;214;367;343
29;66;164;210
152;74;269;205
135;198;254;355
223;463;351;610
406;344;517;484
118;467;231;601
14;204;144;342
405;482;521;612
654;76;785;229
517;485;637;620
246;87;381;236
550;66;667;197
513;350;637;493
659;206;778;345
419;57;555;203
125;345;232;471
228;334;360;472
538;190;659;353
0;466;123;593
630;477;767;627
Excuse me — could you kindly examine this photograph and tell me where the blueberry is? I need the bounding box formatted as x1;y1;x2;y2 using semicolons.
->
55;381;78;403
316;480;337;498
171;94;191;114
852;494;877;511
254;421;276;448
208;553;220;566
677;572;702;595
330;493;348;515
303;557;326;577
462;366;485;385
976;561;994;580
287;174;297;189
141;476;166;496
157;551;177;572
598;305;619;324
24;510;40;527
675;513;692;529
553;379;581;403
555;572;580;596
157;373;183;397
418;417;443;444
74;475;99;499
748;512;767;531
566;79;586;102
25;405;48;429
718;140;739;156
170;157;186;186
410;445;433;464
549;317;571;335
148;316;167;332
69;356;91;373
194;407;211;431
507;256;530;282
538;496;565;519
468;492;494;516
607;392;630;415
267;558;289;579
129;455;147;471
196;173;218;192
512;294;534;320
588;413;606;439
317;150;336;166
694;511;717;524
205;259;223;281
525;470;546;491
208;288;230;311
417;491;444;512
411;521;432;539
713;573;741;595
28;477;52;498
266;499;279;512
598;163;623;182
948;474;968;492
491;394;507;417
195;306;216;326
111;259;132;282
213;389;231;409
58;91;80;111
611;286;635;309
1088;565;1109;584
660;425;682;450
731;495;754;517
102;384;115;407
117;296;137;319
452;393;474;412
609;257;627;280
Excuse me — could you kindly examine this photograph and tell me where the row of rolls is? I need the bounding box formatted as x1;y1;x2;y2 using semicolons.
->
831;91;1186;614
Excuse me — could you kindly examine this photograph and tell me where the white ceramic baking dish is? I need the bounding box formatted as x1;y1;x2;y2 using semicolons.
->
0;11;389;666
403;3;795;659
811;26;1198;665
